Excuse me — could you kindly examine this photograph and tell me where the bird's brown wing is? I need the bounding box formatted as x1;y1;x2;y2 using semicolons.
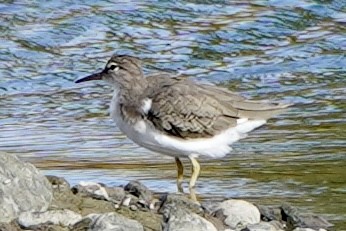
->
144;76;290;139
143;77;239;139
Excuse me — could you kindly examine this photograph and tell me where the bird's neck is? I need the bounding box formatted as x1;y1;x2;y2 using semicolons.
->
115;77;148;106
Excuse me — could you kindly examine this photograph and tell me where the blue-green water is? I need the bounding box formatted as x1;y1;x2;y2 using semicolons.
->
0;1;345;229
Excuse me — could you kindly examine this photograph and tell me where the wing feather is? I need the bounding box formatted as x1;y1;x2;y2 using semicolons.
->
143;75;290;139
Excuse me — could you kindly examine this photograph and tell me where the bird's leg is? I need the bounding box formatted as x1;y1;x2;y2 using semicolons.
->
175;157;184;193
188;156;200;202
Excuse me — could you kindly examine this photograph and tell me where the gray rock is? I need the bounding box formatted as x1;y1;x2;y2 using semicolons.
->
17;209;82;228
256;205;282;221
0;153;53;223
292;228;328;231
0;221;21;231
124;181;153;203
46;175;70;193
159;194;203;215
72;181;110;201
243;221;284;231
85;212;144;231
105;186;126;202
281;204;333;230
163;206;217;231
213;199;260;229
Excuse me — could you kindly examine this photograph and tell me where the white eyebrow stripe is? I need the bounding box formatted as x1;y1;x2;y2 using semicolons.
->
107;62;119;69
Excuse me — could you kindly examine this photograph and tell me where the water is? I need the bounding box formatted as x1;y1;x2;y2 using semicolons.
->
0;0;345;229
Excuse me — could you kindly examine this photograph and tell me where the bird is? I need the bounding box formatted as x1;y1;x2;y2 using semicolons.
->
75;55;291;201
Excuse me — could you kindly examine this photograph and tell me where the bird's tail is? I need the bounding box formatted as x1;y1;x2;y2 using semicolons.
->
233;100;292;119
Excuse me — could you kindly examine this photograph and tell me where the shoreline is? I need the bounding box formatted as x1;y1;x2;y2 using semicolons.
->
0;153;334;231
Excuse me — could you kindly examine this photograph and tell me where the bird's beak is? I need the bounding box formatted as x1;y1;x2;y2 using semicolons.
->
75;72;103;83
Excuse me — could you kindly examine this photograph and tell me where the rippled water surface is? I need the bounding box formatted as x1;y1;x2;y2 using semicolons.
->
0;1;345;229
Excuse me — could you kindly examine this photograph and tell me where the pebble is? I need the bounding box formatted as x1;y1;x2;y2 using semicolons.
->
130;205;138;211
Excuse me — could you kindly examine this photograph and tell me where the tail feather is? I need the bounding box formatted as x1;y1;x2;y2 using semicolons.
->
236;102;292;119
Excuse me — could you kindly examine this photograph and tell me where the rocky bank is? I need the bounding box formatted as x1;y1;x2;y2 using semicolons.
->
0;153;334;231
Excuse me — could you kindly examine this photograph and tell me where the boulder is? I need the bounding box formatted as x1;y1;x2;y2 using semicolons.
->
293;228;327;231
163;206;217;231
159;194;203;215
81;212;144;231
281;204;333;230
124;181;153;204
17;209;82;228
243;221;284;231
0;153;52;223
213;199;260;229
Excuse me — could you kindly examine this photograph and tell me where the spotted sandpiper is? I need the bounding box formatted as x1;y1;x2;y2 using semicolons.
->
76;55;290;201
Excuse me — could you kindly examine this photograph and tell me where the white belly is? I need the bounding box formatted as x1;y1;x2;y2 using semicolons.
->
110;92;266;159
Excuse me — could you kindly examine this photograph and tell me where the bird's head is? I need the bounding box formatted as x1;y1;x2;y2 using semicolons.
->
75;55;144;89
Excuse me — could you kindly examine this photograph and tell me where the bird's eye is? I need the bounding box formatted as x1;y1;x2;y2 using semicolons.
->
107;62;120;71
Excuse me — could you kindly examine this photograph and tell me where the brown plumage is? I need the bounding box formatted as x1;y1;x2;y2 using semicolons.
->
143;75;290;139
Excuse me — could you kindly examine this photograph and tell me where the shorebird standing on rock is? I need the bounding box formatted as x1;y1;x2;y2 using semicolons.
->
76;55;290;201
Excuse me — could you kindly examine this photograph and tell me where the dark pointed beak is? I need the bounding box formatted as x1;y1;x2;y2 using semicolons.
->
75;72;103;83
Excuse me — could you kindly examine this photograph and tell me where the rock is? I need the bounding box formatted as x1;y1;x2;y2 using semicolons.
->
162;206;217;231
281;204;333;230
48;184;82;213
46;175;70;193
292;228;327;231
20;223;68;231
82;212;144;231
117;206;163;231
17;209;82;228
158;194;215;231
242;221;284;231
124;181;153;203
159;194;203;215
72;181;110;201
0;221;21;231
72;217;93;231
130;205;138;211
105;186;126;202
256;205;282;221
79;197;115;216
0;153;53;223
213;199;260;229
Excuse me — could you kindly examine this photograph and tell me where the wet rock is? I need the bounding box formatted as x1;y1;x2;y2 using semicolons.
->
84;212;144;231
162;206;217;231
256;205;282;221
242;221;284;231
281;204;333;230
72;181;110;201
213;199;261;229
124;181;153;203
159;194;203;215
0;153;53;223
17;209;82;228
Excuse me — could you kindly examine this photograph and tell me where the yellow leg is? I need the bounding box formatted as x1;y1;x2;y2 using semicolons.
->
189;156;200;202
175;157;184;193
